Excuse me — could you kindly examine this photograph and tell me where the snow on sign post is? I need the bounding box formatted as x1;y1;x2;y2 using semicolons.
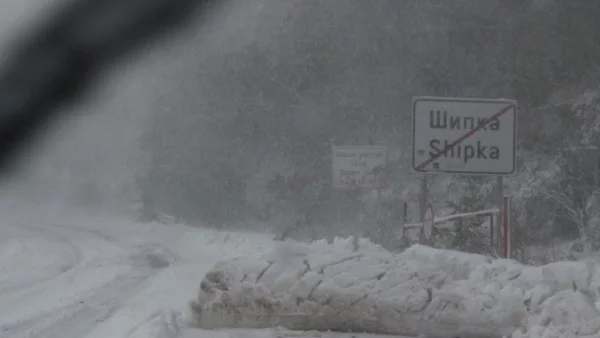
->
412;97;517;175
332;146;388;190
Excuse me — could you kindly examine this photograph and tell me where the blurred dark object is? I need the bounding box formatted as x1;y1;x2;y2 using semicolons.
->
0;0;221;172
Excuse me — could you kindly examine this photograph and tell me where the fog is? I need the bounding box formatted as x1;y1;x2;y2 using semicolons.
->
2;0;600;259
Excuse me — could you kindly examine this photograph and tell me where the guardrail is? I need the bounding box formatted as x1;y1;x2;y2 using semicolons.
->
403;208;500;228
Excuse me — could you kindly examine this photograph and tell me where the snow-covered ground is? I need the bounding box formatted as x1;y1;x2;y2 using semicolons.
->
5;202;600;338
192;237;600;338
0;203;409;338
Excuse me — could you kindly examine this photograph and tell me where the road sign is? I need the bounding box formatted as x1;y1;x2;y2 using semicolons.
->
332;146;387;190
423;203;434;240
412;97;517;175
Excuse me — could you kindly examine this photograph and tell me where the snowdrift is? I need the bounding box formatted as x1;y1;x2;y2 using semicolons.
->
190;238;600;338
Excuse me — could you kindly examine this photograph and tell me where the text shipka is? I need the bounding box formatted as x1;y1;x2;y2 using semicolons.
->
430;140;499;163
429;110;500;130
428;110;501;163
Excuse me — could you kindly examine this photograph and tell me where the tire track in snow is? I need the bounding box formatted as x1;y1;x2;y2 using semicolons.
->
0;270;155;338
43;221;185;267
0;219;177;338
0;222;82;301
0;253;172;337
123;310;184;338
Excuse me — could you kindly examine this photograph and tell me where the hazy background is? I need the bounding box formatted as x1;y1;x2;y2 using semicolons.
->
2;0;600;262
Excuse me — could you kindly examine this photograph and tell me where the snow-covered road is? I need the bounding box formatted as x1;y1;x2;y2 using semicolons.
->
0;209;191;337
0;206;407;338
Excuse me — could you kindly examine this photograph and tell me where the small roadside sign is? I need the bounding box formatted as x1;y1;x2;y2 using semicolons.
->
332;146;388;190
423;203;434;240
412;97;517;175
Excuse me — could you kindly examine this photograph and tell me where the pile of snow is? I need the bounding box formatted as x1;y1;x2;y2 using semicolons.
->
190;238;600;338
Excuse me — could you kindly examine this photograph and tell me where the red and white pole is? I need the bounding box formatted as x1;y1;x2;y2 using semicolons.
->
489;212;494;248
502;196;511;259
399;200;408;240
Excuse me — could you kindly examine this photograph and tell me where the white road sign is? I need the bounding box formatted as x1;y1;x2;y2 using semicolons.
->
412;97;517;175
332;146;387;190
423;203;434;240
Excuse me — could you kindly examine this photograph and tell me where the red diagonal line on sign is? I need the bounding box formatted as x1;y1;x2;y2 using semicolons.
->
416;104;514;171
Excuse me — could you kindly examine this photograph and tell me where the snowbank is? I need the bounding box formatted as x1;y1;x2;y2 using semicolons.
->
190;238;600;338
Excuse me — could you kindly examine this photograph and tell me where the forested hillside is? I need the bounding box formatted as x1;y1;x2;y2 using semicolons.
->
133;0;600;258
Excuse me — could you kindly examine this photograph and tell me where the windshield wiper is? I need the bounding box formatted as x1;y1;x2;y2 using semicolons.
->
0;0;221;172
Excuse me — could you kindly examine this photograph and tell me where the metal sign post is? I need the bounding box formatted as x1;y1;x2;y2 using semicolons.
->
419;174;429;228
503;196;512;259
422;203;434;244
331;145;389;242
489;212;494;248
412;96;518;253
496;176;504;255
